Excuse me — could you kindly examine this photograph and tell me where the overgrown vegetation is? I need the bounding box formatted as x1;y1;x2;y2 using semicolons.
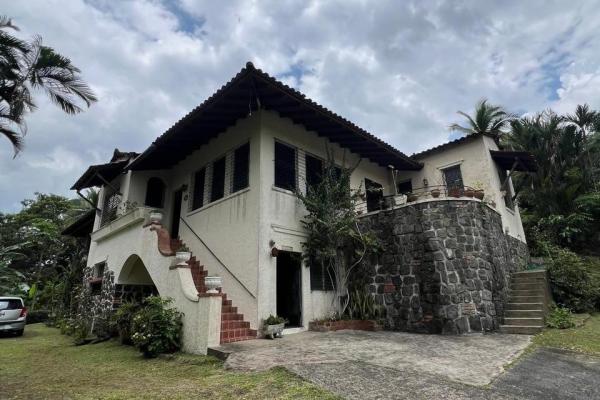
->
112;301;140;345
532;313;600;355
131;296;183;358
297;149;379;317
0;324;340;399
545;306;575;329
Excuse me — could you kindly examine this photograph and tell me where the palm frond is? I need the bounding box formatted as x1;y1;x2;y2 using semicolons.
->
0;124;23;156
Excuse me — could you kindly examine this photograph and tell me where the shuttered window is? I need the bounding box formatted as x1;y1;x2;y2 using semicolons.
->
232;142;250;193
211;156;226;202
274;141;297;191
192;168;206;210
310;258;335;291
305;154;323;192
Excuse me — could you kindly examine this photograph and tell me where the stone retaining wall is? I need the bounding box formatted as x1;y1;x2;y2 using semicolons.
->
359;199;529;334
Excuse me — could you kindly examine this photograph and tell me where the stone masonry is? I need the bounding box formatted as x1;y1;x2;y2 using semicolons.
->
359;199;529;334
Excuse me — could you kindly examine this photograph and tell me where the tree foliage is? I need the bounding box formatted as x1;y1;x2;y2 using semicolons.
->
449;99;515;137
0;16;96;156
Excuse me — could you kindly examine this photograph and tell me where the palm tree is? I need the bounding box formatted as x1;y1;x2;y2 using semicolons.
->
0;16;97;156
449;99;514;137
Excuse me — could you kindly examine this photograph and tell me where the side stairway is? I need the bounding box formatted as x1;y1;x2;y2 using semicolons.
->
187;255;257;344
500;270;551;334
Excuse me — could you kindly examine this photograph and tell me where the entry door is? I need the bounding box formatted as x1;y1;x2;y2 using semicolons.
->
276;251;302;327
171;189;183;239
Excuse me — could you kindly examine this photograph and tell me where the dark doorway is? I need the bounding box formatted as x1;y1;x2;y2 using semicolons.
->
171;189;183;239
276;251;302;327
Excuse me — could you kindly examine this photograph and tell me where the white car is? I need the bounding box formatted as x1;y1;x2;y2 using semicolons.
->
0;297;27;336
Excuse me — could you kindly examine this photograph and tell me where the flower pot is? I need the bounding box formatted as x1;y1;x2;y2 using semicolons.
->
407;193;418;202
448;188;462;198
474;190;485;200
175;251;191;265
264;322;285;339
149;211;163;224
464;188;475;197
430;189;441;198
205;276;222;293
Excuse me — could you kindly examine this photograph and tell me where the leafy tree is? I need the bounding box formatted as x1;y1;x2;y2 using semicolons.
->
0;16;97;156
449;99;515;137
297;150;379;316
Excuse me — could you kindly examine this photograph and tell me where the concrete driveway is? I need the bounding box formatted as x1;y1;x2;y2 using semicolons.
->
215;330;600;399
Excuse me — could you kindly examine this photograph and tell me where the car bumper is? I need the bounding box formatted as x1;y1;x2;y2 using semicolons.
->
0;320;26;332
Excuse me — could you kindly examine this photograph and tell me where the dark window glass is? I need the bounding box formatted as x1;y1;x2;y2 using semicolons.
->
365;178;384;212
0;299;23;310
211;157;226;202
397;180;412;194
144;177;165;208
498;168;515;210
274;142;296;190
310;258;335;291
305;154;323;191
192;168;206;210
443;165;464;195
232;142;250;192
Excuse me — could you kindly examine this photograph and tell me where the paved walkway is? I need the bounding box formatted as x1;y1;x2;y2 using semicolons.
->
219;330;531;386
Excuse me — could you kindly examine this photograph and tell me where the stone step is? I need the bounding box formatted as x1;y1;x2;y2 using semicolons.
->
505;309;545;318
510;282;544;291
510;289;545;296
221;305;237;313
504;317;544;327
512;270;547;279
500;325;543;335
509;295;545;303
505;302;544;311
221;320;250;330
222;312;244;321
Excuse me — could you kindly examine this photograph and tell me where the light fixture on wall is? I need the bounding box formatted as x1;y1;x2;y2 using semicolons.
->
423;178;429;187
269;240;278;257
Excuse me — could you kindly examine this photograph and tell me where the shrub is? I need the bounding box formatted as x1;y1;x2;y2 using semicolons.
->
26;310;50;324
345;289;382;320
545;246;600;312
131;296;182;358
546;306;575;329
263;315;287;325
113;302;140;345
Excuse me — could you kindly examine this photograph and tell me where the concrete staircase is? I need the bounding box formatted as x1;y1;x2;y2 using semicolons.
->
500;270;550;335
186;255;257;344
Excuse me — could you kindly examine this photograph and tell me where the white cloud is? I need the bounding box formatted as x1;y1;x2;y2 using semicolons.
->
2;0;600;211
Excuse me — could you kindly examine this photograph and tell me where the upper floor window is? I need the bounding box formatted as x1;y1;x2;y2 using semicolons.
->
232;142;250;193
442;165;464;190
305;153;323;192
498;168;515;210
211;156;226;202
397;179;412;194
192;167;206;210
274;141;297;191
365;178;384;212
144;177;165;208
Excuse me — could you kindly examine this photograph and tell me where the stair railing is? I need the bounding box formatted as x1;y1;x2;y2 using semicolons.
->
179;217;256;299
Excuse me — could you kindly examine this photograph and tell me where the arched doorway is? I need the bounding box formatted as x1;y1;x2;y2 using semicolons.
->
114;255;159;305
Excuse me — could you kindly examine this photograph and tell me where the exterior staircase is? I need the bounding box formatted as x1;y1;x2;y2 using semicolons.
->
186;255;257;344
500;270;550;334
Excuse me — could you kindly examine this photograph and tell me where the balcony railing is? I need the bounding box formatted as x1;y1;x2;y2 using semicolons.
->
356;185;483;215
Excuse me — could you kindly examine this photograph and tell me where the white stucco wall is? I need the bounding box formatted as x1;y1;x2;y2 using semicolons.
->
397;135;526;241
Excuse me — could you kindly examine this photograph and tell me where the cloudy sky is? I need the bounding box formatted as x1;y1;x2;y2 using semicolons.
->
2;0;599;212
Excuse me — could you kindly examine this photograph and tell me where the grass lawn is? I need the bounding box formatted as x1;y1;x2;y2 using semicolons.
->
0;324;339;400
531;312;600;355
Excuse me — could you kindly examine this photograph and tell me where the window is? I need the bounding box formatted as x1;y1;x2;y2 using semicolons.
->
397;179;412;194
144;177;165;208
365;178;384;212
310;258;335;291
100;190;121;227
442;165;464;190
498;168;515;210
192;168;206;210
211;156;226;202
274;141;297;190
232;142;250;193
0;299;23;310
305;153;323;192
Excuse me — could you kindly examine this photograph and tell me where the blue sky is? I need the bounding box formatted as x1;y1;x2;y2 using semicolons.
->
2;0;600;212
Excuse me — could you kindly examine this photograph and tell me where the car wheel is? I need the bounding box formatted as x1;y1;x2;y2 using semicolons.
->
15;330;24;337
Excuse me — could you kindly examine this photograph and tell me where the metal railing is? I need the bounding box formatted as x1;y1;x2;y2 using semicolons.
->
355;185;482;215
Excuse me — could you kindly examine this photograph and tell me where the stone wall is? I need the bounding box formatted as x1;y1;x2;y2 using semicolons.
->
359;199;529;334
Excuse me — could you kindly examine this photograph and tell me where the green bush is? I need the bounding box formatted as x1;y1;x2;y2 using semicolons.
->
26;310;50;324
546;306;575;329
545;246;600;312
263;314;287;325
131;296;182;358
113;302;140;345
345;289;382;320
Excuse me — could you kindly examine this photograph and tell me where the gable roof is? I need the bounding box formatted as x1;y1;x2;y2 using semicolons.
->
127;62;422;172
71;149;139;190
411;132;496;159
61;209;96;237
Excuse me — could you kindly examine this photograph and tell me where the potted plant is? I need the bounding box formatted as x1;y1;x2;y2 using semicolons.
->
464;187;475;197
430;188;441;198
149;210;163;224
175;244;191;265
204;276;222;293
263;314;287;339
472;181;485;200
448;187;462;197
407;193;418;202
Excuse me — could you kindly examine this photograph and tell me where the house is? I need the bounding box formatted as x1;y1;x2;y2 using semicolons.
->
65;62;535;354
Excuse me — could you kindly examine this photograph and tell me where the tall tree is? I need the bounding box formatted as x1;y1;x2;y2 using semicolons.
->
0;16;97;156
449;99;514;137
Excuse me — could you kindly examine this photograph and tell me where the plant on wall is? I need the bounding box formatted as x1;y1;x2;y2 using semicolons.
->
297;147;379;317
